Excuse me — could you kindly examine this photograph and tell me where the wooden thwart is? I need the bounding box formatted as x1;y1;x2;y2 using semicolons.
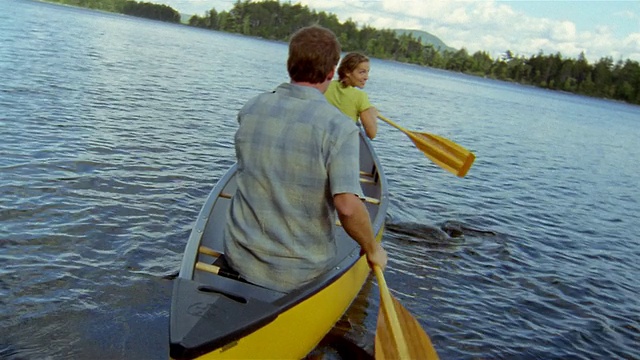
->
198;246;221;258
195;259;243;281
360;170;376;184
360;177;375;184
195;262;222;274
364;196;381;205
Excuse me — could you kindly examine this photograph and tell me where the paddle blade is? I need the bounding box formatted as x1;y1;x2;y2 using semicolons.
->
375;295;439;360
377;114;475;177
409;131;475;177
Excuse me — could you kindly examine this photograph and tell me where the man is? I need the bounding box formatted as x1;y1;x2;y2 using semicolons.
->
223;25;387;293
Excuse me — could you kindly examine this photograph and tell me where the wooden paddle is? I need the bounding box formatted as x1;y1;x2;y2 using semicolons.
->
377;114;475;177
374;266;439;360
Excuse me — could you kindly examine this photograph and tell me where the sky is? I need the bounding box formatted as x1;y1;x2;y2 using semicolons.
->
155;0;640;63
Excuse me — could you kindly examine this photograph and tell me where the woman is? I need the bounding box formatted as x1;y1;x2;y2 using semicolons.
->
325;52;378;139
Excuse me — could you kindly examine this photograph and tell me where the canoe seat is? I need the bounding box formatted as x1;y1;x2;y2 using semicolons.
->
360;170;376;184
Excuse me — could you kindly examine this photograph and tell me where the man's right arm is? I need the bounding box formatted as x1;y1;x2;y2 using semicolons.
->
334;193;387;269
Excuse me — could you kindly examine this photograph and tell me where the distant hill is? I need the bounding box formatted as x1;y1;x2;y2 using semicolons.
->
394;29;456;52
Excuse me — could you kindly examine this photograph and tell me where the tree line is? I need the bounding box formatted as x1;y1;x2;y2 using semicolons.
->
187;0;639;105
46;0;180;22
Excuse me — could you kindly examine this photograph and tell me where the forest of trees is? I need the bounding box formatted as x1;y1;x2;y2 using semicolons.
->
45;0;640;105
187;0;640;105
46;0;180;22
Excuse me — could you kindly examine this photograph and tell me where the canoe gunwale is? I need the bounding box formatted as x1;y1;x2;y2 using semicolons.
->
177;163;239;280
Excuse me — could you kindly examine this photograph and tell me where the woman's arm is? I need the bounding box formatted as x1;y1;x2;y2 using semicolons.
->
360;107;378;139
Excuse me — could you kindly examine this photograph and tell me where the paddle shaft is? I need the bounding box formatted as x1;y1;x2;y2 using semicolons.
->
377;114;412;137
374;266;410;358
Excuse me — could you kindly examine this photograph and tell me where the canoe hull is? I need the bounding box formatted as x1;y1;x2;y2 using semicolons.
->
170;132;388;359
193;231;382;359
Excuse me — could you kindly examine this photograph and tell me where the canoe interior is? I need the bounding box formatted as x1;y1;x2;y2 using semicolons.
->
170;131;388;359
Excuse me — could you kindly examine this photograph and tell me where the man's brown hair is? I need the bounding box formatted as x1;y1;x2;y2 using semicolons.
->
287;25;341;84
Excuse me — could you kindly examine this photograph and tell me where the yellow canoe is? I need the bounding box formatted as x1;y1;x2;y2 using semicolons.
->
170;131;388;359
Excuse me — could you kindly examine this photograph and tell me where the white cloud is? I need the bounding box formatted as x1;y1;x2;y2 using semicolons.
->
550;21;577;42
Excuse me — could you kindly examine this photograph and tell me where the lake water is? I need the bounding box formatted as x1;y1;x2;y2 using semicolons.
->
1;1;639;359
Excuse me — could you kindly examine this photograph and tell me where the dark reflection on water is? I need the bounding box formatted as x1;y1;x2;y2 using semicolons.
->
2;1;640;359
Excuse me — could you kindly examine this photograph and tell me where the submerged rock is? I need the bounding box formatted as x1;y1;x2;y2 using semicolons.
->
440;220;497;238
